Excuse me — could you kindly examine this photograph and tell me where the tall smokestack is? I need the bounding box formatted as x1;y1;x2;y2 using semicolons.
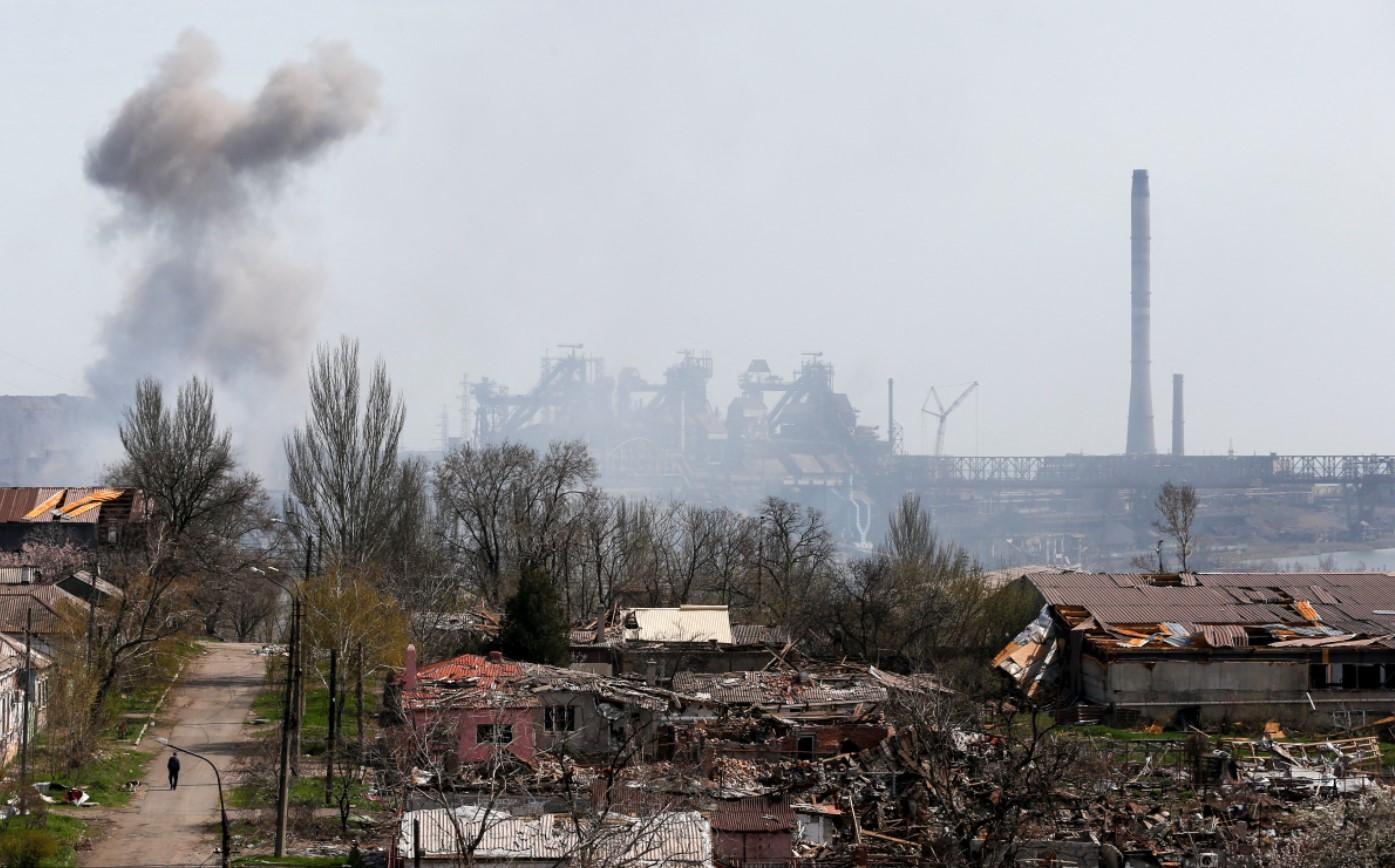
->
1126;169;1156;454
1171;373;1184;456
887;377;895;452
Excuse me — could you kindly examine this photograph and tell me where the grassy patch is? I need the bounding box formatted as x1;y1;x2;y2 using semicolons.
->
101;637;204;742
250;667;377;757
37;746;152;808
1379;741;1395;768
0;811;87;867
229;773;372;810
1066;724;1192;741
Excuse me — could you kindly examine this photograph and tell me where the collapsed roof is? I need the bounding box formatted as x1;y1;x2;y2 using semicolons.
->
402;652;682;712
0;487;144;525
672;664;942;712
995;571;1395;694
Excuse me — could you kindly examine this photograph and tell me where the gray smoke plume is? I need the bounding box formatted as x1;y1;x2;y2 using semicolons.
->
84;31;379;406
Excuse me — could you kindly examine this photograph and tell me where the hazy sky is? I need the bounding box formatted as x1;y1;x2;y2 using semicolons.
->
4;2;1394;462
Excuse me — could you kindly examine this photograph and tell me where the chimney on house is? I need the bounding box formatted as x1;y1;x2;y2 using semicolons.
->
404;644;417;692
594;609;608;643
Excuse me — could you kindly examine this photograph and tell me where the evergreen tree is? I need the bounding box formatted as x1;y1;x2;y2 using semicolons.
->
499;567;570;665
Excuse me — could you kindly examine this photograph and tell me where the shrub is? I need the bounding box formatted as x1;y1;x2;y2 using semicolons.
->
0;826;60;868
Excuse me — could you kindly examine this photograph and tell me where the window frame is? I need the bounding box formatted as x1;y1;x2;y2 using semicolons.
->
544;705;577;733
476;723;513;745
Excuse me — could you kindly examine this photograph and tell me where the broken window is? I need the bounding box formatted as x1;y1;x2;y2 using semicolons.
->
544;705;577;732
796;735;816;761
1308;664;1328;689
476;724;513;744
1342;664;1358;689
1323;663;1386;690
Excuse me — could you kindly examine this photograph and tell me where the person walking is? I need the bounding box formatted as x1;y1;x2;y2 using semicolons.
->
167;752;181;790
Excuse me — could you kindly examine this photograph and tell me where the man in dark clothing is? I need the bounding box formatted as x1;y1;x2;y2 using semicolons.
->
167;753;180;790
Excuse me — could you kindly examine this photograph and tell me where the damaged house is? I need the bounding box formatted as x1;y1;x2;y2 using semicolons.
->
397;647;684;766
668;666;924;763
997;571;1395;727
570;605;786;681
0;487;145;552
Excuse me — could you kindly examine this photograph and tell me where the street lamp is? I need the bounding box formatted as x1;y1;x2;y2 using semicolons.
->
157;737;230;868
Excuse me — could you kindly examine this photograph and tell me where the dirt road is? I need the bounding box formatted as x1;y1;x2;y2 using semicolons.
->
82;642;265;867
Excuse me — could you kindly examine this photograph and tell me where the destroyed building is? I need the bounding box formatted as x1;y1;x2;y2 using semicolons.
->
666;666;933;768
0;486;145;552
997;570;1395;727
397;647;687;765
570;605;786;681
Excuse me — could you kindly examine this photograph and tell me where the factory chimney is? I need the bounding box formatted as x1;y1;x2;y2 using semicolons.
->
1171;373;1184;456
887;378;896;453
1125;169;1156;454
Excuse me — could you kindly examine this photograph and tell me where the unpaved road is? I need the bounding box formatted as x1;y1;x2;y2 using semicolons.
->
82;643;265;867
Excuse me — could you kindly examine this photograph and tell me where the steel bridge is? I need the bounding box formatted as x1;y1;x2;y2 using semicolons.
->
909;454;1395;488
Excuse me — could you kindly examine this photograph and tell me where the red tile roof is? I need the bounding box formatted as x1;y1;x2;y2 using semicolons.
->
415;653;524;683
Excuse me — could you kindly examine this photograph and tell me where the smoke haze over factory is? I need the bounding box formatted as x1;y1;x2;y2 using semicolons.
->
3;2;1395;462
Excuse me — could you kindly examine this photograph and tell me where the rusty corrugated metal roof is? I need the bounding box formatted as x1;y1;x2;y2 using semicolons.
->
712;796;795;832
0;585;82;634
1023;571;1395;639
0;486;143;525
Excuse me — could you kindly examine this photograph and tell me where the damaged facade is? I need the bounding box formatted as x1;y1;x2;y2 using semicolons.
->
570;604;787;680
998;570;1395;727
397;647;684;765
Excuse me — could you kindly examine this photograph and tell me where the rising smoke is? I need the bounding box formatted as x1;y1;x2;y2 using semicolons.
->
84;31;379;409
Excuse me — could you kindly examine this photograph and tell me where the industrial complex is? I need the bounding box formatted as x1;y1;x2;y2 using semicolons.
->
448;173;1393;567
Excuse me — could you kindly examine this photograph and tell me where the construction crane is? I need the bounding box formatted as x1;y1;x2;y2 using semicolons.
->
921;381;979;456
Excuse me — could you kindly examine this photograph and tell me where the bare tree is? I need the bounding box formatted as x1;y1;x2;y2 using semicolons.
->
1153;481;1199;572
285;336;407;568
111;376;263;550
434;440;596;608
93;376;266;705
885;683;1087;867
751;497;836;637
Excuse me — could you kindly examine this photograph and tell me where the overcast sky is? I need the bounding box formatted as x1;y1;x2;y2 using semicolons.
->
3;2;1394;463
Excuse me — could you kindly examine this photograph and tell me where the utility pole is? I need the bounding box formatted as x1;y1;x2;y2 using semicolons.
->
355;642;365;763
325;648;337;805
294;535;313;773
274;596;296;856
20;608;32;793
